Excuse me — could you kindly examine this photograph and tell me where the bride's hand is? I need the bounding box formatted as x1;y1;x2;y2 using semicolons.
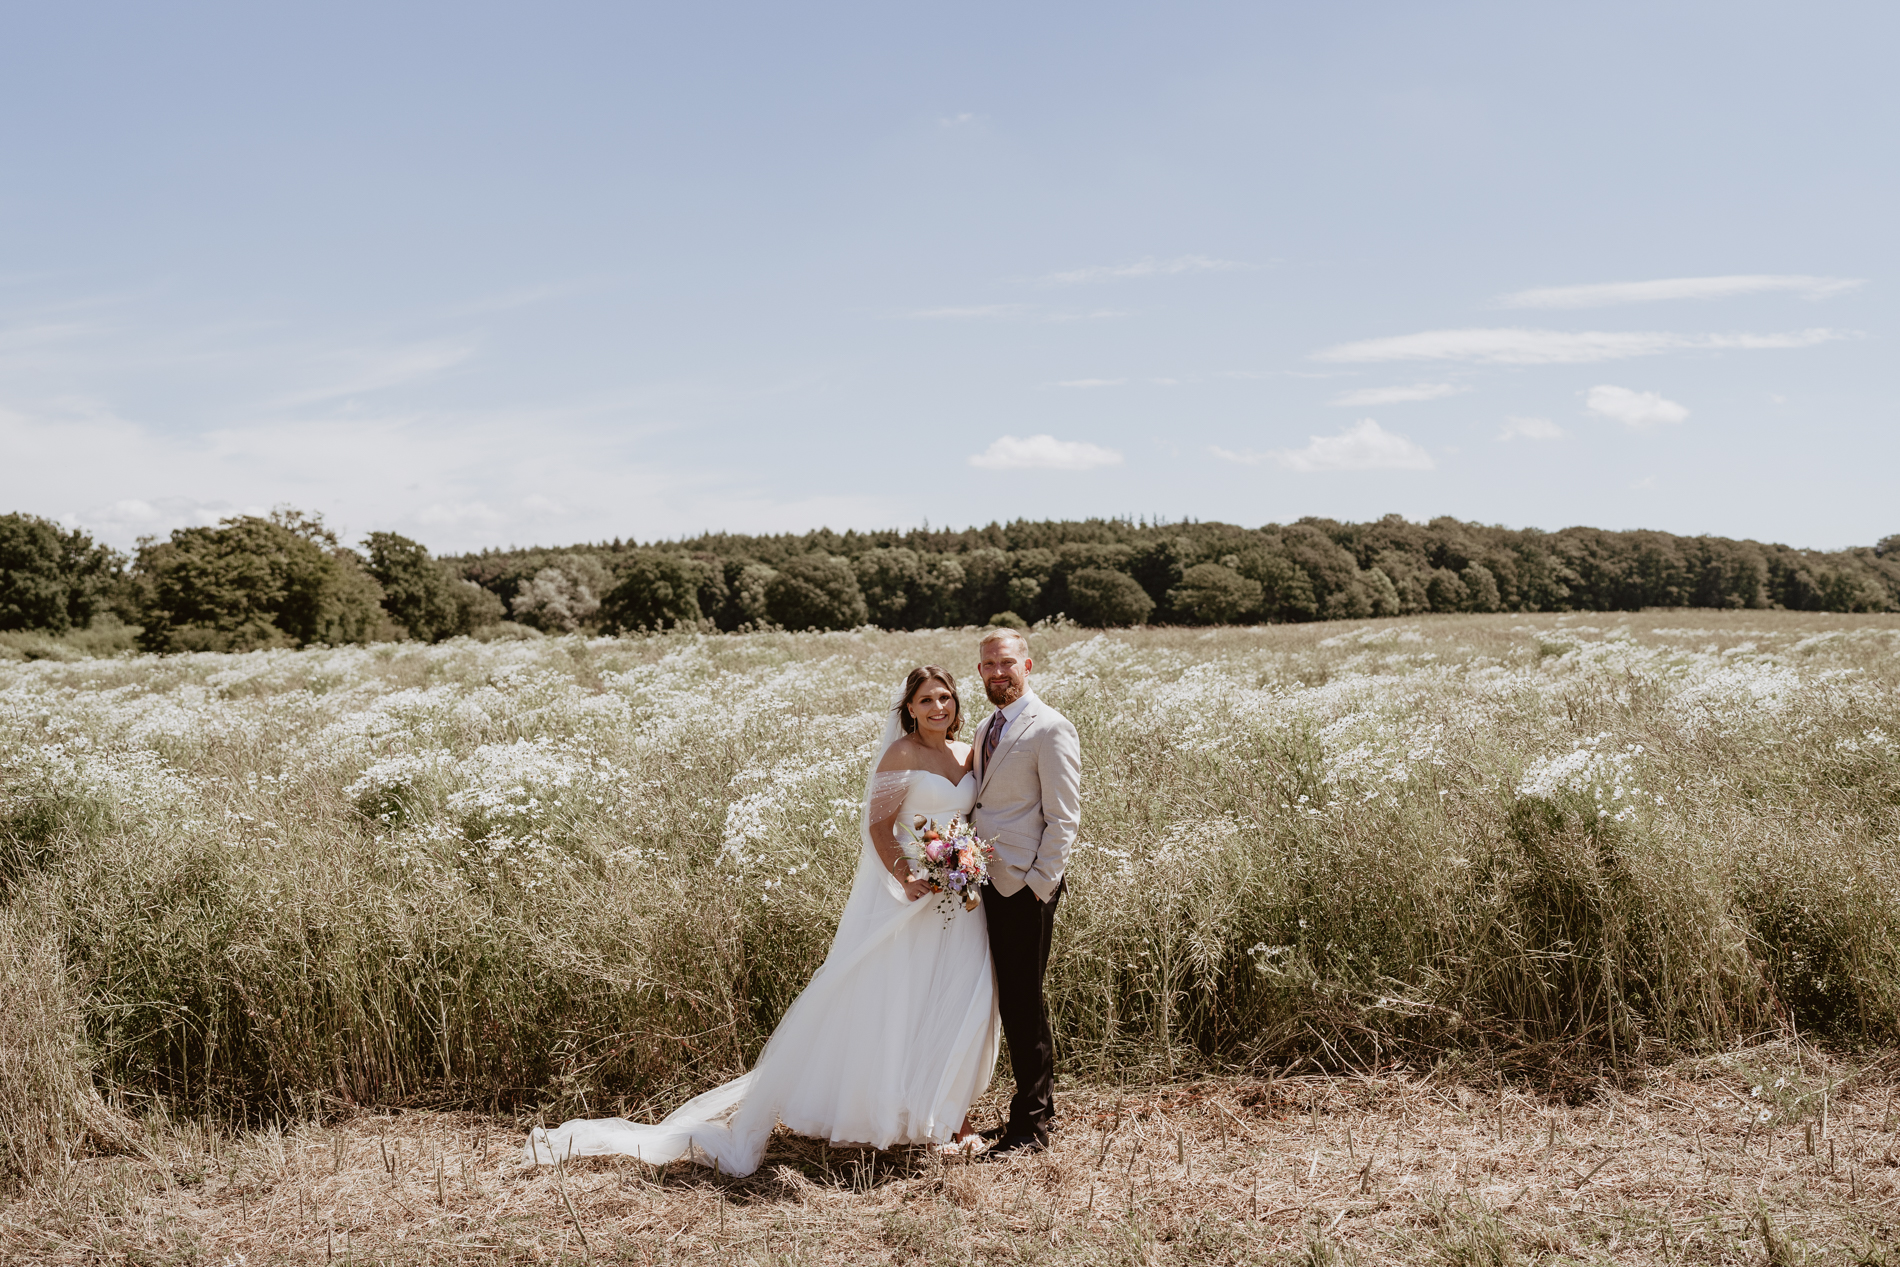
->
897;870;933;902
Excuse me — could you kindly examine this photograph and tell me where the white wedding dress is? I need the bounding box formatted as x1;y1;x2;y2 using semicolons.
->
525;740;998;1176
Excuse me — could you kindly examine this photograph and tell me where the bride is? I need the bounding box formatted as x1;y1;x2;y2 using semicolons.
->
525;666;999;1174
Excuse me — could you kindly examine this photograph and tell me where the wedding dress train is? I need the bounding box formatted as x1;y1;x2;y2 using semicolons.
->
525;768;998;1176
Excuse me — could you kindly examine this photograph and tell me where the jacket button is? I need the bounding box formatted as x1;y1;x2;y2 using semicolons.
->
974;803;981;809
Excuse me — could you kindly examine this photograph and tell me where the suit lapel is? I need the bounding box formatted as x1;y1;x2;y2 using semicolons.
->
978;701;1037;794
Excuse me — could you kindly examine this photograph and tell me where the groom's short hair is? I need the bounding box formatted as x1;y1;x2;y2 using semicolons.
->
979;627;1029;655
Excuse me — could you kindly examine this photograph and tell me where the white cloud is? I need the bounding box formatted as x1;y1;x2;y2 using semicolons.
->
1042;309;1130;323
1499;274;1863;309
1211;419;1435;472
1312;327;1846;365
939;112;979;127
907;304;1026;320
1040;255;1248;285
1497;416;1565;441
1329;382;1468;407
906;305;1125;323
411;501;508;529
1053;378;1127;388
69;496;269;543
0;397;903;554
968;434;1124;471
1586;385;1689;429
268;340;474;407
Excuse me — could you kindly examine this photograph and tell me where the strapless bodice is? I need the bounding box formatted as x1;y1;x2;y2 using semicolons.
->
901;770;977;824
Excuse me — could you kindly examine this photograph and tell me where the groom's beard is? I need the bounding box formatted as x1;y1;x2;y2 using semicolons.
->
985;680;1022;707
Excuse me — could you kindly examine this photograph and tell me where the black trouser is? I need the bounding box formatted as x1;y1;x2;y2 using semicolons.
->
983;877;1063;1142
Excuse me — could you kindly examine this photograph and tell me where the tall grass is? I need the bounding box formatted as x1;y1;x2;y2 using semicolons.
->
0;614;140;663
0;905;148;1183
1;613;1896;1162
0;906;89;1183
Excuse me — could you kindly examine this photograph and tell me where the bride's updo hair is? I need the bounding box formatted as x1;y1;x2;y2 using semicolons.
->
896;666;963;738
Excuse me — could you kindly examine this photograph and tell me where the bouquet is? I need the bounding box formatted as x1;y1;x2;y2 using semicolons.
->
898;813;996;917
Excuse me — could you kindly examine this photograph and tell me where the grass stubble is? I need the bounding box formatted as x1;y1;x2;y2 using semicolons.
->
3;609;1899;1261
5;1045;1900;1263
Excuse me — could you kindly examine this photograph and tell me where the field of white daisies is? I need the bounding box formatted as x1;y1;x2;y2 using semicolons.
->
4;612;1898;1182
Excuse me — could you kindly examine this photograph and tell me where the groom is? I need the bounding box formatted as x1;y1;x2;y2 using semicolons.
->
970;628;1081;1158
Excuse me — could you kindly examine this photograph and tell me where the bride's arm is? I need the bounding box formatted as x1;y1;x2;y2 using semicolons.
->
869;754;933;902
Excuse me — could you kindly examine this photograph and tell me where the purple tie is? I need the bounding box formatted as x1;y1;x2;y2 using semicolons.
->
983;711;1004;768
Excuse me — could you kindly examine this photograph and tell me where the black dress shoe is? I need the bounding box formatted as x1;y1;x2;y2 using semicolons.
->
986;1134;1047;1160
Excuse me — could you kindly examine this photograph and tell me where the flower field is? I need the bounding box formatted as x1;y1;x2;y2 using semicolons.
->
3;612;1899;1189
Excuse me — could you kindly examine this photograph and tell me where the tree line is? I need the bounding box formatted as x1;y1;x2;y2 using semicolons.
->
2;508;1896;651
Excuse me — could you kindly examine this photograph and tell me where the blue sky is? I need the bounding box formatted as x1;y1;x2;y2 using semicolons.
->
2;2;1893;554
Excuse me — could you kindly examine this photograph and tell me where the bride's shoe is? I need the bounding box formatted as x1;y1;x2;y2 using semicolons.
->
937;1134;989;1158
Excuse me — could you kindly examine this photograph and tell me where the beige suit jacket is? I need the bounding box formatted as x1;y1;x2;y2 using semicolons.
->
971;692;1081;902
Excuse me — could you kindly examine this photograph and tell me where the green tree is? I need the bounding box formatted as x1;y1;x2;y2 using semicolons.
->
1229;547;1318;622
1364;565;1404;616
134;511;387;652
955;548;1011;625
363;531;463;642
1066;567;1154;626
0;513;69;632
422;514;1900;629
855;547;965;630
765;553;868;630
1005;549;1056;623
449;578;506;632
1128;537;1189;621
509;554;609;632
684;553;731;625
0;513;125;633
1006;576;1043;619
1281;524;1373;618
733;562;777;628
1689;540;1769;609
1811;562;1893;613
909;554;966;628
1168;562;1264;624
1509;537;1575;612
1426;568;1469;613
599;550;706;631
1372;550;1431;614
1460;563;1502;613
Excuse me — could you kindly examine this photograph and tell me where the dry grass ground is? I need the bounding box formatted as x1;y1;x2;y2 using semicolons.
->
6;1042;1899;1265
